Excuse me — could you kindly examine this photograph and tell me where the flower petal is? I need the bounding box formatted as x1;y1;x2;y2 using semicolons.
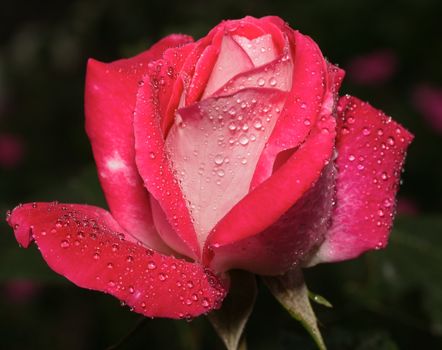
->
233;34;278;67
166;88;287;246
310;96;413;264
202;35;254;99
85;34;193;253
7;202;227;319
212;50;293;97
251;30;329;187
204;113;336;274
134;72;201;259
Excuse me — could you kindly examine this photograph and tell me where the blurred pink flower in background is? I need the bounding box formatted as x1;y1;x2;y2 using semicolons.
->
396;197;419;216
3;279;41;304
412;84;442;134
0;133;25;169
346;49;398;85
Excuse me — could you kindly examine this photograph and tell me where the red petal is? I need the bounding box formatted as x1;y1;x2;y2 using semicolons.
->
311;96;413;264
185;45;219;105
85;35;192;252
251;30;329;187
7;203;227;319
204;113;336;274
134;72;201;259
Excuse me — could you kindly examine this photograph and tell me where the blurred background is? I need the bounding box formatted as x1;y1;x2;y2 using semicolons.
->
1;0;441;349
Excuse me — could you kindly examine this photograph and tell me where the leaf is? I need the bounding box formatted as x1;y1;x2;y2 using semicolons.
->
208;270;257;350
263;268;326;350
309;291;333;308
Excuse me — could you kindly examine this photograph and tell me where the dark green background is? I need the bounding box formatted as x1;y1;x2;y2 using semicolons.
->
1;0;441;349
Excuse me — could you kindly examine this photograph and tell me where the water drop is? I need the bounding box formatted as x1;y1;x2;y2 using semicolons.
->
239;135;249;146
257;78;265;87
149;152;156;159
147;261;157;270
387;136;395;146
214;154;224;165
362;127;371;136
253;118;262;129
202;298;210;308
216;169;225;177
60;240;70;248
269;77;277;86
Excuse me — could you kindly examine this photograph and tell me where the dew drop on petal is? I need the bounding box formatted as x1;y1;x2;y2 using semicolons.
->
147;261;157;270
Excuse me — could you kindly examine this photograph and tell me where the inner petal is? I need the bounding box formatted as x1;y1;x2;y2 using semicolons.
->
232;34;278;67
202;36;254;99
166;88;287;246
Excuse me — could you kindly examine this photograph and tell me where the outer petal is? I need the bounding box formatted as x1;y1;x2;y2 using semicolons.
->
204;113;336;274
6;203;227;319
85;34;193;252
310;96;413;264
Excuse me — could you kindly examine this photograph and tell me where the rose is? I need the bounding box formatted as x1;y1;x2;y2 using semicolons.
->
6;16;413;320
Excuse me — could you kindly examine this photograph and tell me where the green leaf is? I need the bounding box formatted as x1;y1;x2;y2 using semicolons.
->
208;270;257;350
308;291;333;308
263;268;326;350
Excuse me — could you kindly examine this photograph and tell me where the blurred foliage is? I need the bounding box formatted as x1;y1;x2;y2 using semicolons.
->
1;0;441;349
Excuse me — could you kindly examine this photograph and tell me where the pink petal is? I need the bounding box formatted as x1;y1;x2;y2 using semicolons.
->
133;73;201;259
251;30;329;187
233;34;278;67
85;34;193;253
310;96;413;264
6;202;227;319
235;16;286;52
204;113;336;274
202;35;254;99
212;51;293;97
166;88;287;245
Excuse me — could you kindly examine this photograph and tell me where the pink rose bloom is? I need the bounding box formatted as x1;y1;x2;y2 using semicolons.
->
7;16;413;319
0;134;25;169
346;49;398;85
3;279;41;304
412;84;442;134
